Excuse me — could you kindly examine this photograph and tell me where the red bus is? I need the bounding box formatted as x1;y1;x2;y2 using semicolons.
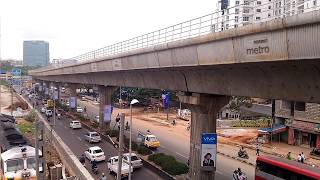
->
256;156;320;180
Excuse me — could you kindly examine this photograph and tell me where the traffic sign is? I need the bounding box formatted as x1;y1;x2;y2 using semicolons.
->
11;68;21;76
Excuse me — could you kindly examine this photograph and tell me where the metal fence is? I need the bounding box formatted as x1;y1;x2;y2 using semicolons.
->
38;0;320;71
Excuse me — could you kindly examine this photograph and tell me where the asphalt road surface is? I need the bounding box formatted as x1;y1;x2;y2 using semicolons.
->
27;96;161;180
77;99;255;179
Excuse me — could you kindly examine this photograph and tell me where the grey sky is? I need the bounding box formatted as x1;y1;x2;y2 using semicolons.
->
0;0;216;60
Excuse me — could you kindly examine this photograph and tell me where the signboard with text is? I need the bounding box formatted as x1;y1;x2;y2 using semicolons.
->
201;133;217;168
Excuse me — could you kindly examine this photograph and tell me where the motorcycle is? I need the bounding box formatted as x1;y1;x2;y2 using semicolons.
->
238;150;249;159
92;165;99;175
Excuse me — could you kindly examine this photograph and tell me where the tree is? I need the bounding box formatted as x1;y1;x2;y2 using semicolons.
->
227;96;253;113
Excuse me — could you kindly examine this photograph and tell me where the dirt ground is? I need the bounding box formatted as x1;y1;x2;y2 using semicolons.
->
0;85;27;114
217;129;258;144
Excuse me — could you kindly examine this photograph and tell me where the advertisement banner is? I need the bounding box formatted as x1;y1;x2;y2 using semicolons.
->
201;133;217;168
103;105;112;123
39;85;43;92
69;97;76;108
45;88;49;95
52;90;59;100
161;92;170;109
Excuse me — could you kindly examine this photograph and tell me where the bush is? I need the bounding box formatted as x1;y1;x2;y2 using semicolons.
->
148;153;188;175
91;122;99;129
74;113;89;121
137;145;152;155
24;110;37;122
105;129;119;137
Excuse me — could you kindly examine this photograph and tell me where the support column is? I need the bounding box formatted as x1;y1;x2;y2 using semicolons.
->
178;93;229;180
98;85;116;130
69;83;78;109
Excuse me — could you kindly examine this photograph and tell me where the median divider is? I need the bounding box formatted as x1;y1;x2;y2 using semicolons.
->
18;94;94;180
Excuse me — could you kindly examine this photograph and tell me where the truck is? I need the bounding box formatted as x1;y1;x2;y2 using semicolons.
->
107;156;132;178
137;131;160;149
47;99;54;108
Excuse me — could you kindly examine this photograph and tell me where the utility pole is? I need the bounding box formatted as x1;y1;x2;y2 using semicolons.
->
10;84;13;116
271;99;275;144
117;113;124;180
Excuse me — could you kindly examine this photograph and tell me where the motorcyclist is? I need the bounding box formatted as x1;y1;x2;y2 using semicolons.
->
91;159;97;172
238;146;248;158
100;173;107;180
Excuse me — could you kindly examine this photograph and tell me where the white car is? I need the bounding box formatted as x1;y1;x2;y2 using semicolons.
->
45;109;53;117
76;106;83;113
107;156;132;178
69;121;82;129
41;107;46;113
84;146;105;162
123;153;143;169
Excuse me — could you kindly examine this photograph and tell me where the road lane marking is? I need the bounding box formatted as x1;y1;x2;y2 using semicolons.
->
176;152;188;159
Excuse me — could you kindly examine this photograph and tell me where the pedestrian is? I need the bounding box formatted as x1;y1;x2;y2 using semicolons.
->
256;143;260;156
84;106;87;112
100;173;107;180
301;152;305;163
286;152;292;160
298;154;302;162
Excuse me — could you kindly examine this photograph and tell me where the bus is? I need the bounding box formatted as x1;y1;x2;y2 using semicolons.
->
256;156;320;180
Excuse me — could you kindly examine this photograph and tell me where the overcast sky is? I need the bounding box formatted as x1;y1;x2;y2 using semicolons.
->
0;0;216;60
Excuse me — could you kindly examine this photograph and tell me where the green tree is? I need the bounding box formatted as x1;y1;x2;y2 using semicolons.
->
227;96;253;113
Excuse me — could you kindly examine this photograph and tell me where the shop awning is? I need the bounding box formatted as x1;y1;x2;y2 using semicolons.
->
258;124;287;135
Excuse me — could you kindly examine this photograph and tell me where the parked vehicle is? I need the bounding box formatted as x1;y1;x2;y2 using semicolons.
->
76;106;83;113
45;109;53;117
84;146;105;162
84;132;101;143
137;132;160;149
107;156;132;178
123;153;143;169
69;121;82;129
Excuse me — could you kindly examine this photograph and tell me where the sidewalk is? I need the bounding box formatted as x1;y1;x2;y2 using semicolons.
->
218;140;320;167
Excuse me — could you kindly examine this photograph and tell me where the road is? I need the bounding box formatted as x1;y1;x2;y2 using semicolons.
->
77;99;255;179
27;96;161;180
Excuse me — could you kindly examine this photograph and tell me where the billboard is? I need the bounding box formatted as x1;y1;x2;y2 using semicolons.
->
201;133;217;168
103;105;112;123
69;97;76;108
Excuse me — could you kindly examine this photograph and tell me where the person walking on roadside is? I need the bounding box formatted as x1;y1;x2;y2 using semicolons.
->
256;143;260;156
287;152;292;160
301;152;305;163
298;154;302;162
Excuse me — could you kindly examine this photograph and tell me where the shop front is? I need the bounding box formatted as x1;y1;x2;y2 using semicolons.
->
288;120;320;149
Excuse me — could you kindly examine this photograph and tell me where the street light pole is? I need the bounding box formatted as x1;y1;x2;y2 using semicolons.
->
129;99;139;180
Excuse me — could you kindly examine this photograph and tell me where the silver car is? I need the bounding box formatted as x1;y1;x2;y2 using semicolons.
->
84;132;101;143
123;153;143;169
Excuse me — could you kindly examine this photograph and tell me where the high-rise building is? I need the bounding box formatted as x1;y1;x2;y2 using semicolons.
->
212;0;320;32
23;41;49;67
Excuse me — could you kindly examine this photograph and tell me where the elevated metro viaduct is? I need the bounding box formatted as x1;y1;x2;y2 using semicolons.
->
30;11;320;180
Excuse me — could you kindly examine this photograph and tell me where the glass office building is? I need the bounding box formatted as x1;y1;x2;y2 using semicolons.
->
23;41;49;67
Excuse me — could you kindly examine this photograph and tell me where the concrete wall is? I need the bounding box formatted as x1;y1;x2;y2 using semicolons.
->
19;94;94;180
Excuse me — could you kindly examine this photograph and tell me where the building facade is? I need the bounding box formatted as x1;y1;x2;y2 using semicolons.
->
275;100;320;149
23;41;49;67
212;0;320;32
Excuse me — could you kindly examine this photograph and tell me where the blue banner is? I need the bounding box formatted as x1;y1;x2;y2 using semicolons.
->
162;92;170;109
201;133;217;144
